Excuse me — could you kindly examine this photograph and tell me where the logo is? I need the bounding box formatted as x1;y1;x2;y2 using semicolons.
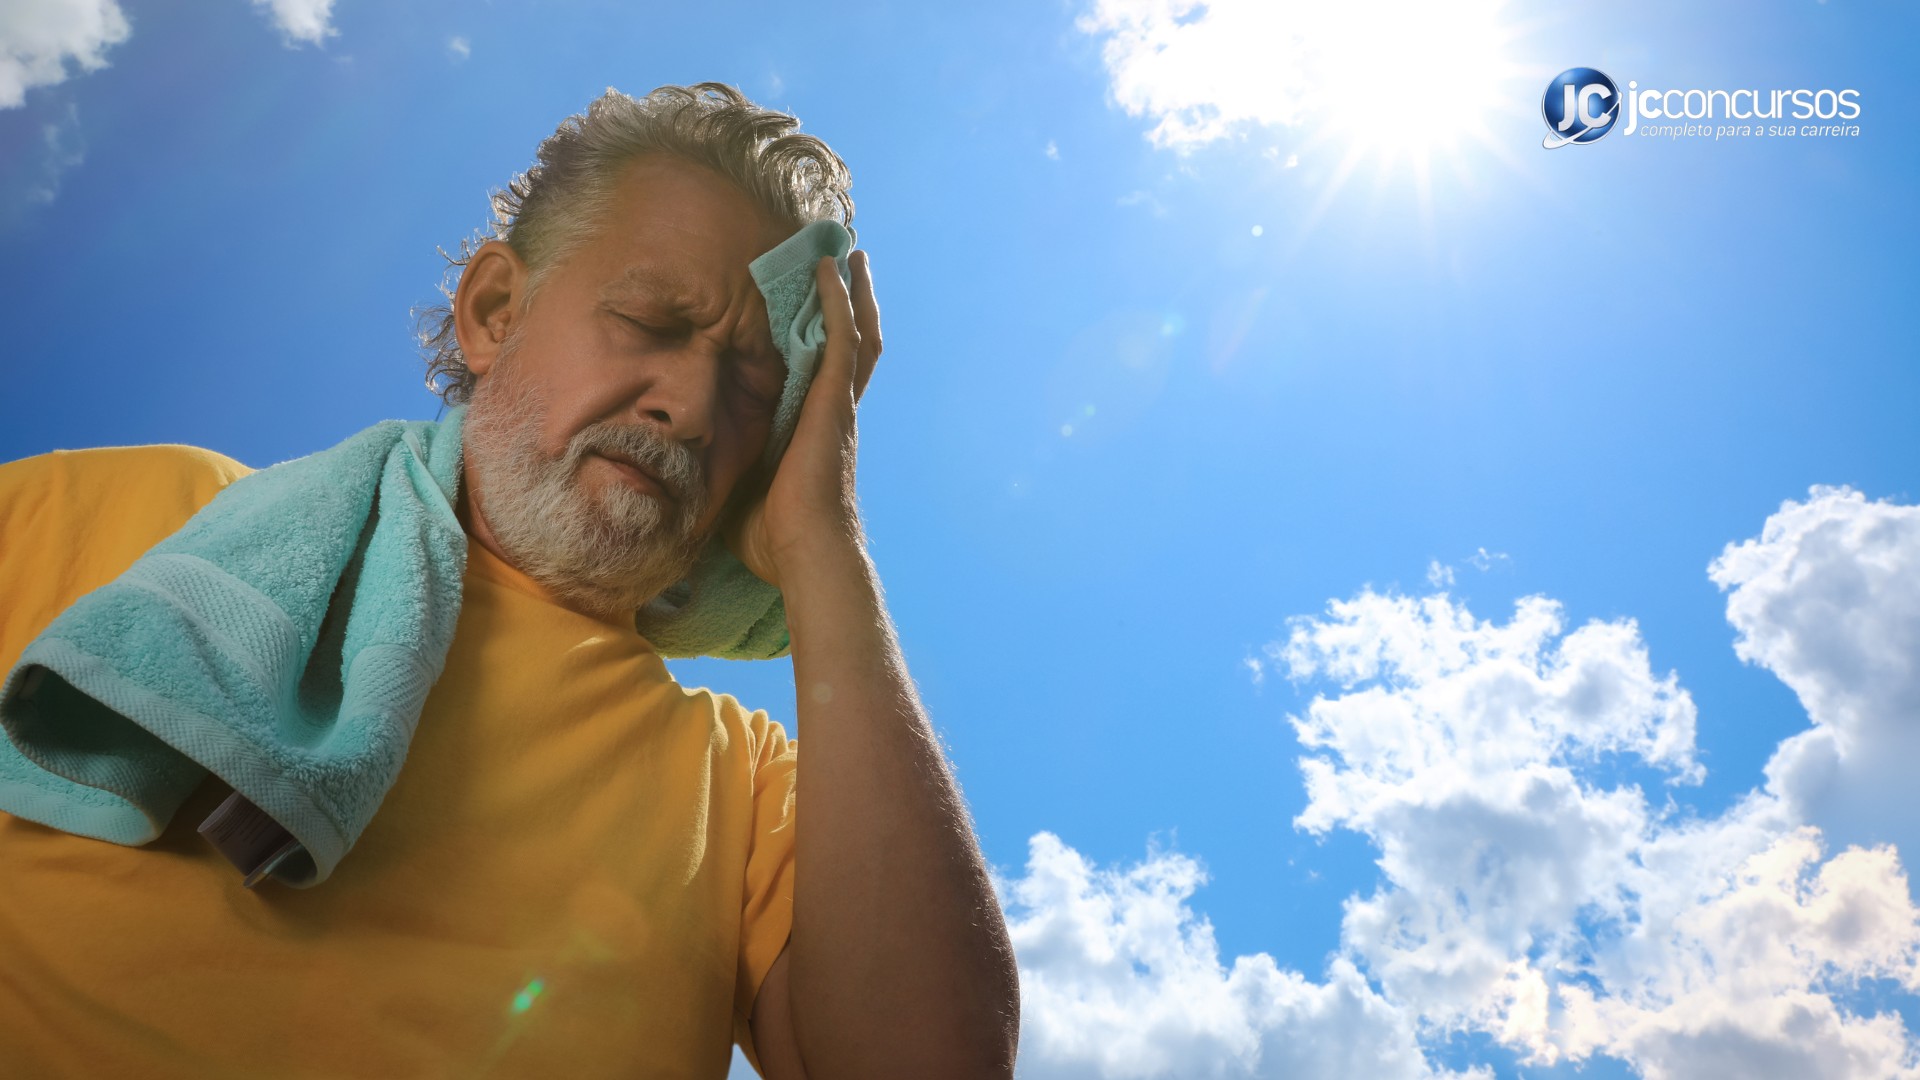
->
1536;67;1863;147
1542;67;1621;148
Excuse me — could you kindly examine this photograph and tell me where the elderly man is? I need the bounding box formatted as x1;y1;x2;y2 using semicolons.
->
0;83;1018;1078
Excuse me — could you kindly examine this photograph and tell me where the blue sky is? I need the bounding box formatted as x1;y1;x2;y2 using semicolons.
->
4;1;1917;1077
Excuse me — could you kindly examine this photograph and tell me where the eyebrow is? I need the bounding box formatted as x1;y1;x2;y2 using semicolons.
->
600;265;780;364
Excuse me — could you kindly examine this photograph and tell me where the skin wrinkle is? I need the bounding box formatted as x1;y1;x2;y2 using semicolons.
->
455;155;794;624
598;269;785;395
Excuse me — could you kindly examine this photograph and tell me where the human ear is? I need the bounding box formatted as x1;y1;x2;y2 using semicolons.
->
453;240;529;379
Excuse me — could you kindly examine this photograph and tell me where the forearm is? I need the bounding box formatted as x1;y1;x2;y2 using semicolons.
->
780;541;1019;1078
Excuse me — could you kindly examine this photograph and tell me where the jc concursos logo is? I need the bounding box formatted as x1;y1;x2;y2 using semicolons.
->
1542;67;1621;148
1542;66;1864;148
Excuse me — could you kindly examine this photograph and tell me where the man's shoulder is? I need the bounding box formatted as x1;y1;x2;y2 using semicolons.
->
2;440;255;495
0;442;254;554
20;442;252;484
0;444;256;664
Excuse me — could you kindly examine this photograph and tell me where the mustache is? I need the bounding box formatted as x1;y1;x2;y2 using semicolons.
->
566;421;706;510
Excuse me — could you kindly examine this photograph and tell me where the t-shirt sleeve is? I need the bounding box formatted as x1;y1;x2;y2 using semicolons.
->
0;445;252;671
731;707;799;1026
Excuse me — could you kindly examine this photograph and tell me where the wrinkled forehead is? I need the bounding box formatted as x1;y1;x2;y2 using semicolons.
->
595;255;782;367
587;228;791;311
582;160;798;297
597;256;765;323
598;260;710;307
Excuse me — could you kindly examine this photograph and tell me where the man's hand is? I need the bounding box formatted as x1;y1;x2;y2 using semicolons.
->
730;247;1022;1078
725;249;881;588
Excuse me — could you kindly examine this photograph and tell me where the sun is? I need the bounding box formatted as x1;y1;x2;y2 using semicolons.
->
1081;0;1542;242
1301;0;1524;167
1242;0;1539;245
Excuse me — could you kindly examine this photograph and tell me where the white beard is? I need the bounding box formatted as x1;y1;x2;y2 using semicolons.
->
461;337;711;620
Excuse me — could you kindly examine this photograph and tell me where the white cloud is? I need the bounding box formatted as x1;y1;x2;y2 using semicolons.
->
1074;0;1513;153
1075;0;1313;150
249;0;336;47
2;99;86;225
25;100;82;196
1426;549;1506;587
1467;547;1510;571
1562;827;1920;1079
0;0;130;109
0;0;340;109
1001;833;1486;1080
1009;486;1920;1078
1045;139;1061;161
1277;577;1919;1077
1710;485;1920;860
1277;591;1708;1040
446;35;469;62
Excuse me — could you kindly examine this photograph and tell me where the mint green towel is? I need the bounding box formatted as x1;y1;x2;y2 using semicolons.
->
0;221;851;885
0;412;468;887
756;218;854;469
633;218;852;659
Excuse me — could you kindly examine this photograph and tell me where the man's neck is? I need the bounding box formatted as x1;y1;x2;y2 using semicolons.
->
455;463;517;579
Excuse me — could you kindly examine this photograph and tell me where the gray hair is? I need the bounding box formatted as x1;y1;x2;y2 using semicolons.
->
416;82;856;405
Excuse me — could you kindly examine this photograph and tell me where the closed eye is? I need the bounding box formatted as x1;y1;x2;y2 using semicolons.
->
618;314;678;339
611;307;782;408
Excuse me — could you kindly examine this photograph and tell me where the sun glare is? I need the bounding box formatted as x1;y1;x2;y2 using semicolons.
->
1309;0;1518;162
1246;0;1533;246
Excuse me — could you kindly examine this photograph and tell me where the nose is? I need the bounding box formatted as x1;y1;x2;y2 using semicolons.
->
633;343;722;453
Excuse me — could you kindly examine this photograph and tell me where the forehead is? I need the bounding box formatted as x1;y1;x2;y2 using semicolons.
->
576;155;792;300
598;260;707;306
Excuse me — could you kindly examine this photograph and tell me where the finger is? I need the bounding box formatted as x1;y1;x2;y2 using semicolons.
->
851;250;883;401
811;255;859;416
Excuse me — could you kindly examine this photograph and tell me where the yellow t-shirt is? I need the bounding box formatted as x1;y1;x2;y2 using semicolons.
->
0;444;798;1079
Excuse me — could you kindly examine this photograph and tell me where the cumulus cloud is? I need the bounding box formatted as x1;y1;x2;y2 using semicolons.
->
0;0;130;109
1001;833;1485;1079
1276;542;1920;1076
1007;485;1920;1078
1074;0;1314;150
1278;591;1714;1051
446;35;469;62
1074;0;1510;152
1562;827;1920;1079
1710;486;1920;860
249;0;336;47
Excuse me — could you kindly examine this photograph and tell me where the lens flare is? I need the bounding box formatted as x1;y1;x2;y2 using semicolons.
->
510;978;545;1015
